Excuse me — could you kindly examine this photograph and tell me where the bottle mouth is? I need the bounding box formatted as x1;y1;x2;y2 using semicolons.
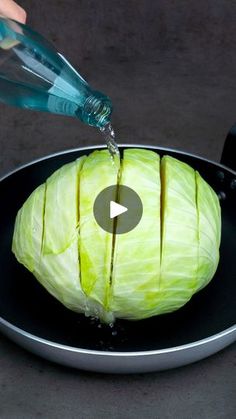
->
82;92;112;128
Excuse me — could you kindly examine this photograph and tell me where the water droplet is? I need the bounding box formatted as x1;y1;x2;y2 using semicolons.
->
84;301;91;317
218;191;226;200
111;330;118;337
94;308;99;317
216;171;225;182
230;179;236;189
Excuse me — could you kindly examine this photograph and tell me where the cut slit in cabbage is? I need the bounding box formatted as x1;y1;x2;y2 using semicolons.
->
42;158;86;255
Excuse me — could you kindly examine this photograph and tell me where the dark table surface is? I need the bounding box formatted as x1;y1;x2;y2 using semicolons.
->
0;1;235;418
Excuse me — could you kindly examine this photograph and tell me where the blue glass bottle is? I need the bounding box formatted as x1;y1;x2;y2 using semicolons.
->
0;17;112;128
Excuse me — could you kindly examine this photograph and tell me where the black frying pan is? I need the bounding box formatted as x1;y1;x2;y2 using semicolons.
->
0;129;235;373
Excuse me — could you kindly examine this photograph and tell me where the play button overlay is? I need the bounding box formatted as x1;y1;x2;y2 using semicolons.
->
93;185;143;234
110;201;128;218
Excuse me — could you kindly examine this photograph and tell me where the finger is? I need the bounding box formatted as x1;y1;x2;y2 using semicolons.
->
0;0;26;23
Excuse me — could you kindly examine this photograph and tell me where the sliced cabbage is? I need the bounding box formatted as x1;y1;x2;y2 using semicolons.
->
35;237;87;312
195;171;221;291
12;183;45;272
110;149;161;319
12;149;221;323
158;155;199;314
79;150;119;321
43;158;85;254
13;158;89;313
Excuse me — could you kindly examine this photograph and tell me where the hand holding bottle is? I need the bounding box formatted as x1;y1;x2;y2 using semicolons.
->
0;16;112;128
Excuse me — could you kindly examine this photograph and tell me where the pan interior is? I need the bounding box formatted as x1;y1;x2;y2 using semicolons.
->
0;147;235;352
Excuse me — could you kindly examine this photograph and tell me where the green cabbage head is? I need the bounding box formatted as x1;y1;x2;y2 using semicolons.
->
12;149;221;323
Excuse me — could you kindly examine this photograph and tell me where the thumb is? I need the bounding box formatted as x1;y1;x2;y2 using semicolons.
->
0;0;26;23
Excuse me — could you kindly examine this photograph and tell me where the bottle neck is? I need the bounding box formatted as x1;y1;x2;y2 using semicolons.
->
79;91;112;128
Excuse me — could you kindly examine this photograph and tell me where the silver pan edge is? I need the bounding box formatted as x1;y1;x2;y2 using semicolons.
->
0;318;235;373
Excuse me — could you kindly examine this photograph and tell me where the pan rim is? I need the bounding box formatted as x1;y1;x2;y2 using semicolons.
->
0;317;235;356
0;144;236;184
0;144;235;357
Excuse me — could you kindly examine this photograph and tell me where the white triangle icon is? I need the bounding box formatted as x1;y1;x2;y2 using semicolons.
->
110;201;128;219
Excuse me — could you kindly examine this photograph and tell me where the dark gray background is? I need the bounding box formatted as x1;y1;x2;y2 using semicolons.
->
0;1;235;418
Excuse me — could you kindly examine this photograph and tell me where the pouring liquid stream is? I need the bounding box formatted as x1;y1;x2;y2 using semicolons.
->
100;122;120;329
100;123;120;169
